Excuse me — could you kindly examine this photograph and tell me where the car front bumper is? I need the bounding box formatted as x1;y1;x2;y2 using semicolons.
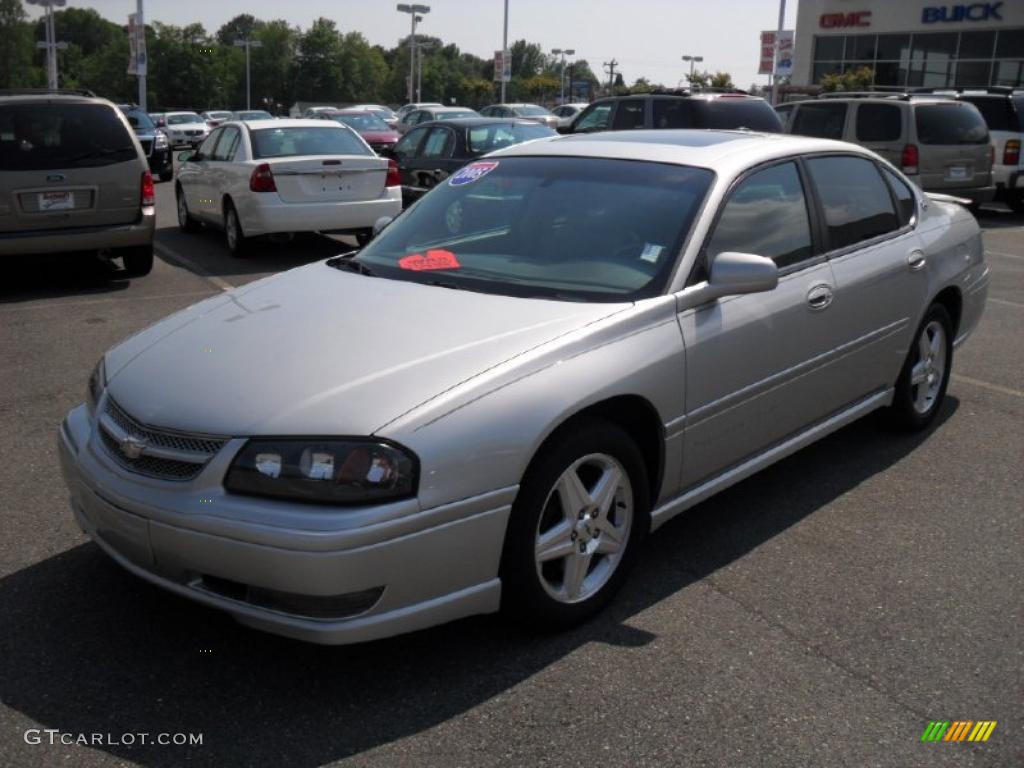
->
58;402;511;644
236;187;403;237
0;208;155;256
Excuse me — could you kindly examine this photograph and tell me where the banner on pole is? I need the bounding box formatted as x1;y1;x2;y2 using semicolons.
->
128;13;147;76
493;49;511;83
759;30;794;76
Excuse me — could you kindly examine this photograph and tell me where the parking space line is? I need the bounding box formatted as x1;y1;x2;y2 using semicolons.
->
154;242;234;292
0;290;213;313
952;374;1024;400
988;297;1024;310
985;250;1024;261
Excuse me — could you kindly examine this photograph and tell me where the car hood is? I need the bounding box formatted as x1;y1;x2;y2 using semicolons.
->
104;263;626;437
166;123;206;130
360;130;400;143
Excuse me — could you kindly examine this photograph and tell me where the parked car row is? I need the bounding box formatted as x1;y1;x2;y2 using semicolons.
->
776;87;1023;212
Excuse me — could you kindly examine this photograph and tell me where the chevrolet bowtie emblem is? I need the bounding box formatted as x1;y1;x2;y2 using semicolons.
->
119;435;147;459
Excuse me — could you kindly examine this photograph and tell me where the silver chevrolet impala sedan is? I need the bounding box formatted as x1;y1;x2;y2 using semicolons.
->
59;130;989;644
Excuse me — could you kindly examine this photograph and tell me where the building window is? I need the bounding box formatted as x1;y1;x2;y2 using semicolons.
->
810;28;1024;88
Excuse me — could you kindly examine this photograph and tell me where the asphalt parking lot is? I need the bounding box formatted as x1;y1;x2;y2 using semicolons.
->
1;183;1022;768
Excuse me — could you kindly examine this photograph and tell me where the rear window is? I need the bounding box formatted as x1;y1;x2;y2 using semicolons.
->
856;103;903;142
959;96;1019;132
250;126;372;158
468;123;554;154
436;111;478;121
516;105;551;117
695;99;783;132
0;103;136;171
915;103;989;145
791;102;848;140
331;113;390;132
120;107;155;132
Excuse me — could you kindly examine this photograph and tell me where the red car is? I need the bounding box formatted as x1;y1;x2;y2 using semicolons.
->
319;109;401;155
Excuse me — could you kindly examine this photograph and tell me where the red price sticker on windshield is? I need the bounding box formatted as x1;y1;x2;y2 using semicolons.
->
398;249;461;271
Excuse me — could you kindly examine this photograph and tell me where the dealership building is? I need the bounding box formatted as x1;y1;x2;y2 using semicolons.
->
790;1;1024;89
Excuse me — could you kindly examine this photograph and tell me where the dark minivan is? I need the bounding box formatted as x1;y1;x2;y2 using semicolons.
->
563;92;784;135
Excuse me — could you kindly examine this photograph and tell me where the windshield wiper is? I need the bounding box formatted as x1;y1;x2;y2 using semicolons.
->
325;254;375;277
424;279;465;290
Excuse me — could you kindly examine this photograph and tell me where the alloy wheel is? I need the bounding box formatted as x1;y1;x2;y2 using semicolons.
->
534;453;633;604
909;319;947;415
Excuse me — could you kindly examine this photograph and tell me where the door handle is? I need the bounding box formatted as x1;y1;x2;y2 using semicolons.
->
908;251;927;271
807;283;834;311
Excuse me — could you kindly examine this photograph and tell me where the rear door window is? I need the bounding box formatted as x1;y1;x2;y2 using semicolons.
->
612;100;645;130
856;103;903;142
881;166;917;227
791;102;848;140
959;96;1019;132
707;161;814;269
0;103;136;171
394;127;428;160
421;127;455;158
212;127;240;161
914;103;989;145
806;156;900;251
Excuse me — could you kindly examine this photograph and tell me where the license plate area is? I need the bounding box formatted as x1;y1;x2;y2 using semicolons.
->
39;191;74;211
946;166;969;181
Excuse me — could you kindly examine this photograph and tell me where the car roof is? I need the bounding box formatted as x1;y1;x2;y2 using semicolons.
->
228;118;347;129
165;111;202;117
325;109;376;116
489;129;873;172
414;117;552;129
422;106;475;113
0;92;107;105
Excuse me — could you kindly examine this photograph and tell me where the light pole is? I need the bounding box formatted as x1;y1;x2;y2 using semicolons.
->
27;0;67;90
234;38;263;110
771;0;787;105
397;4;430;104
500;0;509;103
681;54;703;87
417;40;437;102
550;47;575;104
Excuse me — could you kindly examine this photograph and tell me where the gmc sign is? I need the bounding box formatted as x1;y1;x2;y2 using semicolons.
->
820;11;872;29
922;3;1004;23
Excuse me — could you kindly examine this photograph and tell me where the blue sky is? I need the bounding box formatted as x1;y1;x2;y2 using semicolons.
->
30;0;798;89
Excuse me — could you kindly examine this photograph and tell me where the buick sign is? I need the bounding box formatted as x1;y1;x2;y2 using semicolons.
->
922;3;1003;23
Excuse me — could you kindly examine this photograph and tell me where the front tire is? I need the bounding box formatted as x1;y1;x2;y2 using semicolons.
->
176;186;198;232
224;202;248;257
1006;190;1024;215
500;420;649;628
887;303;953;430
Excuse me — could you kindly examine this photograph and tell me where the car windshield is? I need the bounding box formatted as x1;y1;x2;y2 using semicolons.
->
332;113;390;132
436;111;479;121
355;157;713;302
250;126;372;158
234;111;273;120
467;123;556;154
206;112;232;120
0;103;136;171
121;108;155;131
915;104;989;144
166;113;201;125
370;109;396;121
516;105;552;117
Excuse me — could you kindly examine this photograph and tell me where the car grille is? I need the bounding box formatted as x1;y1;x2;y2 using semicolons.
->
98;398;228;482
186;130;202;136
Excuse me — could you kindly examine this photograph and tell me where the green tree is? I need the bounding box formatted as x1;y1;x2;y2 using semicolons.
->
0;0;36;88
250;20;298;112
293;18;343;100
147;23;220;110
337;31;388;102
216;14;257;46
820;66;874;92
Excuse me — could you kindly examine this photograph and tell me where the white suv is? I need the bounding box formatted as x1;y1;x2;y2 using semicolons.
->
952;88;1023;213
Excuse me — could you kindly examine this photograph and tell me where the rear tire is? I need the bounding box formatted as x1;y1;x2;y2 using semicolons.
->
886;304;953;431
1007;191;1024;215
500;420;649;629
176;186;198;232
224;202;248;258
159;169;173;183
121;245;154;277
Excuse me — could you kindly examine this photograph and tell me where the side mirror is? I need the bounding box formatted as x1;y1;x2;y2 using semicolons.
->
707;252;778;299
372;216;394;237
178;151;194;163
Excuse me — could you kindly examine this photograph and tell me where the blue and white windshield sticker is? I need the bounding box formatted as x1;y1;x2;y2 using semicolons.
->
449;161;499;186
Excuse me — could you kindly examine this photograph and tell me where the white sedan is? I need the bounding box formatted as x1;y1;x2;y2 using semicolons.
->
162;112;210;148
174;119;403;256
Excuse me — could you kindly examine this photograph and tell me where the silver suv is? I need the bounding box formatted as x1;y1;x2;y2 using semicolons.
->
777;94;995;207
0;90;155;276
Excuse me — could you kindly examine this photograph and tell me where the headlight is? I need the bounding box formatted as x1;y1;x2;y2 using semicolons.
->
224;439;418;505
154;132;168;149
86;357;106;414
